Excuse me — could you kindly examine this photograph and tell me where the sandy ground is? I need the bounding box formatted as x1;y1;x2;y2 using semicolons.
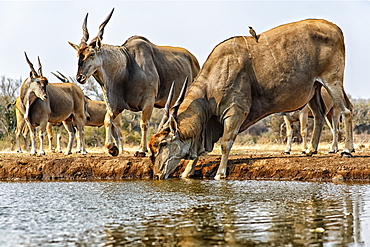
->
1;143;370;182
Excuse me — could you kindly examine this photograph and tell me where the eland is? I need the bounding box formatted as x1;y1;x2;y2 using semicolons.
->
69;8;200;157
149;19;354;180
21;53;89;155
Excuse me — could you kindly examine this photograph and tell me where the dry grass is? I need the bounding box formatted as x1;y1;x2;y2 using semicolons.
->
2;133;370;156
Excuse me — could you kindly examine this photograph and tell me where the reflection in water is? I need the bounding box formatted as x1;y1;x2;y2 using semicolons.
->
0;180;369;246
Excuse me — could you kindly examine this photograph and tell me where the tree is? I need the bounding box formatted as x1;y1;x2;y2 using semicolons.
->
0;76;22;142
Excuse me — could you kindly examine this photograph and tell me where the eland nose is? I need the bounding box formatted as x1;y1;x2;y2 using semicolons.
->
76;74;86;83
39;94;48;100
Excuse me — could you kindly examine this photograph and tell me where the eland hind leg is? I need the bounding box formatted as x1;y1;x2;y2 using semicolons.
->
318;80;353;156
74;118;87;155
62;121;75;155
56;125;63;153
283;115;293;154
16;121;27;153
326;107;340;153
306;88;326;156
299;109;309;154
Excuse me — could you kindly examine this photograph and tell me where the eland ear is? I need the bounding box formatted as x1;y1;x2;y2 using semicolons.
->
168;115;179;135
95;37;102;51
89;37;102;51
68;41;80;51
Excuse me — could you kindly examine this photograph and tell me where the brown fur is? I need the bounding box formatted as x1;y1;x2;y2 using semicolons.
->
150;19;354;180
20;73;88;155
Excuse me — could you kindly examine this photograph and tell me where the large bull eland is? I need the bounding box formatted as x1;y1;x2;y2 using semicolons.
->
149;19;354;180
69;8;200;156
21;53;88;155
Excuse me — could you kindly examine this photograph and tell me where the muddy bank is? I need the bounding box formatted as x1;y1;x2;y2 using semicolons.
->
1;150;370;182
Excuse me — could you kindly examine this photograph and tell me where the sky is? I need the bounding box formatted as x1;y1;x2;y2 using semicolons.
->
1;0;370;99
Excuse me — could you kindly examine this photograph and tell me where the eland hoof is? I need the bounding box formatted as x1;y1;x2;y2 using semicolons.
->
214;174;226;180
306;151;317;156
284;151;290;155
108;146;119;156
340;151;352;158
134;151;146;157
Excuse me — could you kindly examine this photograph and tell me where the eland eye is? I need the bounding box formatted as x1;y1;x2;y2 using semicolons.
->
160;142;167;147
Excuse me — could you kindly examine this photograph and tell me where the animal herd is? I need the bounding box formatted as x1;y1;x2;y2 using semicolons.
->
13;8;354;180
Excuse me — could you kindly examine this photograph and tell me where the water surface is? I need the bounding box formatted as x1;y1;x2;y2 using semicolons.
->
0;180;369;246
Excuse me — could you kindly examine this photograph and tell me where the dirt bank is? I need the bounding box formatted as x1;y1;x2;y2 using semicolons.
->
1;146;370;182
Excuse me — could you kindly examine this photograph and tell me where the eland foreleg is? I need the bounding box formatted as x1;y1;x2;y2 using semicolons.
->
181;158;199;178
112;122;124;153
56;125;63;153
105;111;119;156
215;110;245;180
26;124;37;155
37;121;48;156
134;104;154;157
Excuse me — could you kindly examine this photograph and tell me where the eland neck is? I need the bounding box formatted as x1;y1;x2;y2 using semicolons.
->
92;45;132;87
176;81;211;140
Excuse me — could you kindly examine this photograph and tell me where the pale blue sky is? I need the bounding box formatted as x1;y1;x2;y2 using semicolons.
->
1;1;369;98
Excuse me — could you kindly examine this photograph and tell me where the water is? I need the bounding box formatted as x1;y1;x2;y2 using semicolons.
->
0;180;369;246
